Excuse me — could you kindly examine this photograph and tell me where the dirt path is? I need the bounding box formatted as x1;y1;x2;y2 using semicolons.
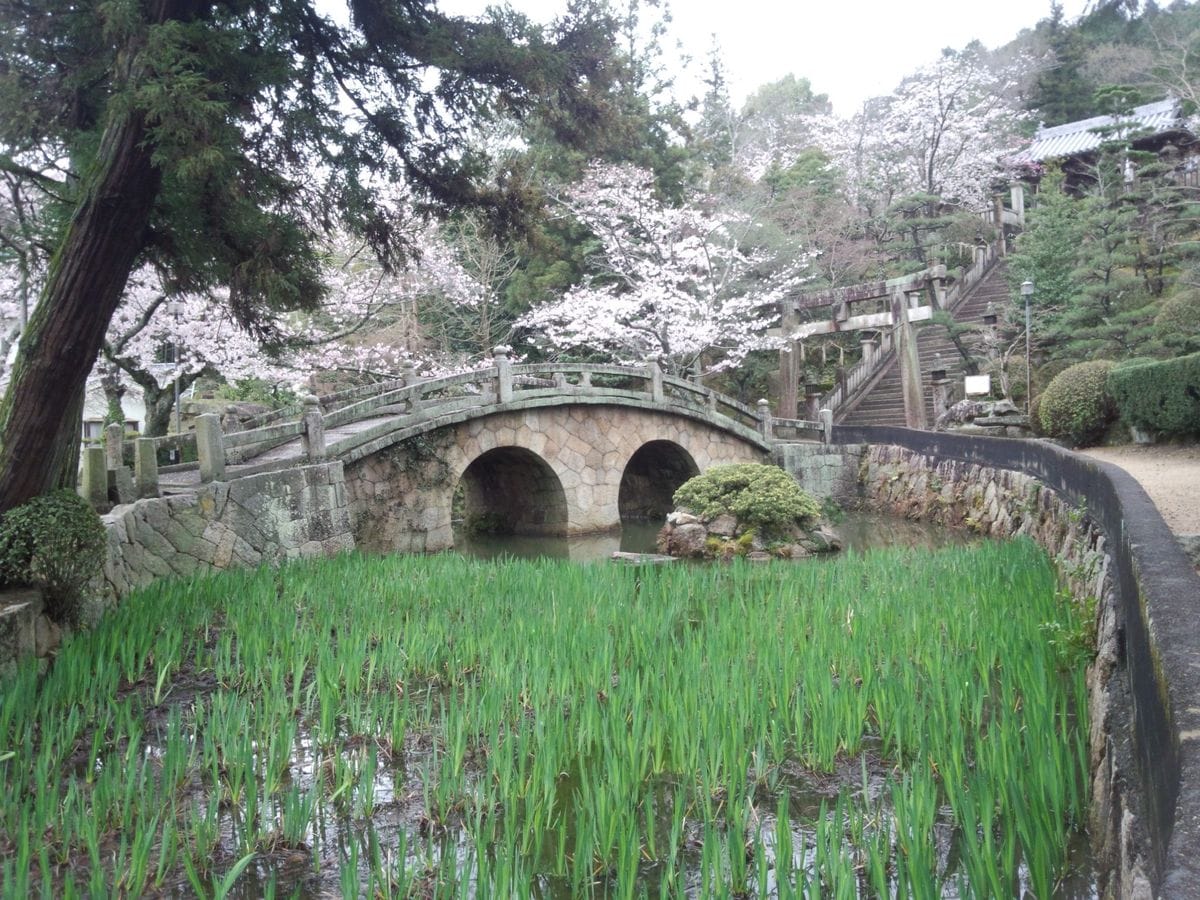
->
1080;444;1200;535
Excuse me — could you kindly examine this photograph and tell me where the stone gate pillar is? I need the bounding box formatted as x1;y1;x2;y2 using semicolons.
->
894;291;927;430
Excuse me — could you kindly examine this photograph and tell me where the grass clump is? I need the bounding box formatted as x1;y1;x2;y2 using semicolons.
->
673;463;820;538
0;541;1091;897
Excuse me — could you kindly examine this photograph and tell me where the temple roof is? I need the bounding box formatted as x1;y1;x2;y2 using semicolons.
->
1013;98;1190;162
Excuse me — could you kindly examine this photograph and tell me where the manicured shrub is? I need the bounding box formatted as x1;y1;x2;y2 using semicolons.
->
1028;392;1045;436
1108;352;1200;438
0;490;107;626
673;463;820;538
1154;289;1200;352
1035;360;1117;447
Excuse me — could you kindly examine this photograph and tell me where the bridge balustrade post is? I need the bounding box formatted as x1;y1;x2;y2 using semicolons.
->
104;423;124;471
819;409;833;444
195;413;226;483
579;371;592;388
648;359;664;403
400;362;421;412
493;346;513;403
301;395;327;462
134;438;159;499
757;399;773;440
79;446;109;510
553;371;567;389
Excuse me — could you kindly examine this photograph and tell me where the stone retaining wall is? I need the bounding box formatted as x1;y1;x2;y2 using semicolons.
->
859;444;1138;898
100;461;355;600
771;442;862;505
0;589;61;676
822;427;1200;900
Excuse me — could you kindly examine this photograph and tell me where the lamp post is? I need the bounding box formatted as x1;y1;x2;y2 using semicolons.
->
1020;281;1033;415
167;300;185;439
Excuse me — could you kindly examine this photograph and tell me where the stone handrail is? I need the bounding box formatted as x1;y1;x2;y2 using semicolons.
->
819;240;1002;420
818;327;898;416
768;409;832;443
98;356;833;495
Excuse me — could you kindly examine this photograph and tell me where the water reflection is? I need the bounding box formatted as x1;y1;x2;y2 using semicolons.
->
453;513;978;562
452;520;663;561
833;512;980;553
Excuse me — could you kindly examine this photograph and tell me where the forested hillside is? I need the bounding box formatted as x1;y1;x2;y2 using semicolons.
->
1;0;1197;466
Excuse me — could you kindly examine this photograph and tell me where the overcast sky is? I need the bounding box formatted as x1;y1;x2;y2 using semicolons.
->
440;0;1094;113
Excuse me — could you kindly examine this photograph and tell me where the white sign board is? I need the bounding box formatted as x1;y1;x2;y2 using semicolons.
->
964;375;992;396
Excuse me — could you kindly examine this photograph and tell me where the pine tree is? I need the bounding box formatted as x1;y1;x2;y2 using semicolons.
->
1028;3;1098;125
0;0;621;511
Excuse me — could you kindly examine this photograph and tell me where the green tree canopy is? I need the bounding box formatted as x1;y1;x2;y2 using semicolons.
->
0;0;622;511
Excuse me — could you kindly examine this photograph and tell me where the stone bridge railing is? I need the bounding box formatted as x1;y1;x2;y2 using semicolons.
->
81;352;833;507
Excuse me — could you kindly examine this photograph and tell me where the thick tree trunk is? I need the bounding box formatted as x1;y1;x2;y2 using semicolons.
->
0;0;204;513
0;109;161;512
143;386;175;438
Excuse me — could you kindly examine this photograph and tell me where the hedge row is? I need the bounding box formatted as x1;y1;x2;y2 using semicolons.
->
1108;352;1200;438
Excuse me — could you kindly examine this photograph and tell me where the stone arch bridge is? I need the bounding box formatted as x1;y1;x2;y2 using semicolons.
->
99;353;828;553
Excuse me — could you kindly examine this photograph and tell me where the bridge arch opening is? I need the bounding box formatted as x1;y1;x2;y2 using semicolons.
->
455;447;569;536
618;441;699;522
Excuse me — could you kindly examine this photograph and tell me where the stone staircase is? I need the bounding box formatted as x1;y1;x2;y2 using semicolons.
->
838;261;1011;427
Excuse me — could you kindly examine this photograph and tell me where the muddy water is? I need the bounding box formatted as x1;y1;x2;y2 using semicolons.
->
452;520;664;561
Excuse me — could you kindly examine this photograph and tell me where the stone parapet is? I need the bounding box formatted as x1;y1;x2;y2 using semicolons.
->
838;427;1200;900
100;461;355;600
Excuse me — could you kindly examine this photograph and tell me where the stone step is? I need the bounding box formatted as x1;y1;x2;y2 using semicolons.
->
836;260;1011;426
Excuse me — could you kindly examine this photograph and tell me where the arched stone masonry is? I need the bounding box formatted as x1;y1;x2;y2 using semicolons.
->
344;405;765;553
618;441;699;522
457;447;568;535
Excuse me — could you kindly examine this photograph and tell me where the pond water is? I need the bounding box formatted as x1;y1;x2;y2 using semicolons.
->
453;512;978;562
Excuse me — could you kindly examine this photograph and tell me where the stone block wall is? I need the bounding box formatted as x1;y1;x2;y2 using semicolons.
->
0;589;61;675
101;461;355;600
825;425;1200;900
772;442;864;504
858;444;1140;898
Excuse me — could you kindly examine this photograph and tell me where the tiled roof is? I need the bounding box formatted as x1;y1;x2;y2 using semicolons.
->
1012;98;1188;162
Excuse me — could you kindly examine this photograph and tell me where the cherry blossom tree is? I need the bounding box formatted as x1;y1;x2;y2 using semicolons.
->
0;213;501;438
814;46;1035;216
91;225;494;434
415;213;521;360
517;163;811;376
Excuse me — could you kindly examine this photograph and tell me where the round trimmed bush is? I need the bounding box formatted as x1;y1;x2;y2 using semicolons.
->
673;464;820;538
0;490;106;626
1154;289;1200;352
1035;360;1118;447
1028;392;1045;436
